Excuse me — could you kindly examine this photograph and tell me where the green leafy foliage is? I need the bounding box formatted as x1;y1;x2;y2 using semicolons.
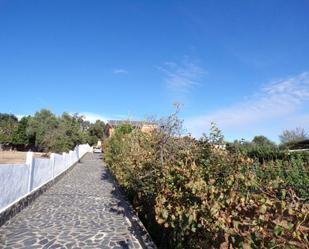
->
0;110;106;152
26;109;59;151
226;137;283;163
86;120;106;145
0;113;18;144
12;116;33;145
41;113;87;153
255;154;309;199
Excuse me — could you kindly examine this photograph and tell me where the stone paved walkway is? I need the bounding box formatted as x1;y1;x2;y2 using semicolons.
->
0;153;151;249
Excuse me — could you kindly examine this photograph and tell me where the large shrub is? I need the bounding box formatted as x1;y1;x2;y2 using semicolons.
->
104;118;309;248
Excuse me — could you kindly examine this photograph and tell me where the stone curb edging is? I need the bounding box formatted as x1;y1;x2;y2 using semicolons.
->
0;155;86;227
102;163;158;249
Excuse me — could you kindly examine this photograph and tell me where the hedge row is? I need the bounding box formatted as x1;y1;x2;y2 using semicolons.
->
104;124;308;248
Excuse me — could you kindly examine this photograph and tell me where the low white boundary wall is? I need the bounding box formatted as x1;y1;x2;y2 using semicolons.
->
0;144;93;214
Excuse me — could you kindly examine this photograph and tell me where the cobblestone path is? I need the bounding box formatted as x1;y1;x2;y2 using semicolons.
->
0;153;152;249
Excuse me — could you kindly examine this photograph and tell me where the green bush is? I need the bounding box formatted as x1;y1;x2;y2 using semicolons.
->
255;154;309;199
1;110;106;152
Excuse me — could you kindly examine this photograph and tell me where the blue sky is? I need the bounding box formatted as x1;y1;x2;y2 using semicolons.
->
1;0;309;142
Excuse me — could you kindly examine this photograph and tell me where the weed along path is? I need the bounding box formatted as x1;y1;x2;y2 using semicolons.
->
0;153;155;249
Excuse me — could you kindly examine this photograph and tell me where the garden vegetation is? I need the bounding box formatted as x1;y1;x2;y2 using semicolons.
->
104;111;309;248
0;109;105;153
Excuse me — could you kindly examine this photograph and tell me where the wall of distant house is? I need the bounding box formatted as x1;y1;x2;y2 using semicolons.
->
0;144;93;213
104;123;158;138
141;124;157;133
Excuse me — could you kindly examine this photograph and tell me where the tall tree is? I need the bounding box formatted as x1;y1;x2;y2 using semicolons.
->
0;109;107;152
12;116;33;145
279;127;308;144
26;109;58;151
0;113;18;144
87;120;106;145
42;113;91;153
252;135;276;148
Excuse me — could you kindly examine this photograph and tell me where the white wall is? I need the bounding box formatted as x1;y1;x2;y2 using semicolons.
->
0;144;92;213
54;154;66;177
0;164;29;211
32;158;52;190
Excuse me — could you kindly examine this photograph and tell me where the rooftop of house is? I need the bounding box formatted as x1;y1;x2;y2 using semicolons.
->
288;139;309;150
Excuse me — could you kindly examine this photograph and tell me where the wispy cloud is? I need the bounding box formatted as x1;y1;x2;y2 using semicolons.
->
16;114;27;120
80;112;138;123
78;112;110;123
158;59;205;93
186;72;309;139
113;69;128;74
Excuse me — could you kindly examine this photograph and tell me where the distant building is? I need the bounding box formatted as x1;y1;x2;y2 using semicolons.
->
104;120;157;138
288;139;309;152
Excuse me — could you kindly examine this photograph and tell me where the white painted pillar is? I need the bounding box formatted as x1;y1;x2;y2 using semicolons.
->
50;153;55;179
69;151;73;166
62;152;67;169
26;151;34;192
76;145;80;161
